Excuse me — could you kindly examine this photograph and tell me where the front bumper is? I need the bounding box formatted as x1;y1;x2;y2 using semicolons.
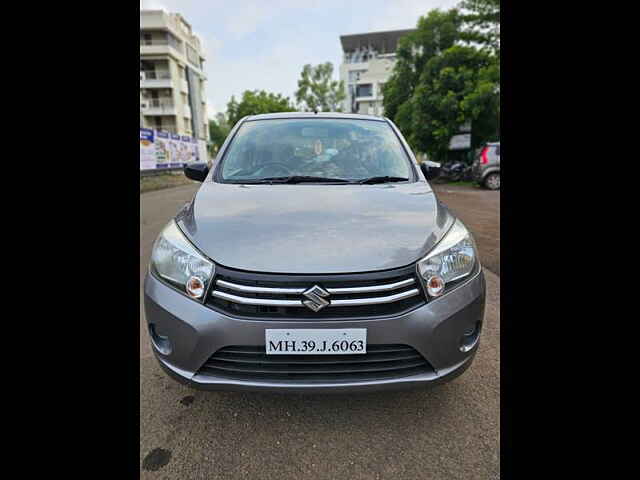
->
143;268;486;393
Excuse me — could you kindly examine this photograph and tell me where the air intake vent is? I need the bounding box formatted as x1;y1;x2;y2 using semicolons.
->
196;344;434;384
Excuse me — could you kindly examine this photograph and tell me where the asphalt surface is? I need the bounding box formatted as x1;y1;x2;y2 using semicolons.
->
140;183;500;479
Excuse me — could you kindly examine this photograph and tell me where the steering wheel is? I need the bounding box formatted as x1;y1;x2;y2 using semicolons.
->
255;162;293;177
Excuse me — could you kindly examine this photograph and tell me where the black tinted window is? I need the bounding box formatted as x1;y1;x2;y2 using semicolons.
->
356;84;373;97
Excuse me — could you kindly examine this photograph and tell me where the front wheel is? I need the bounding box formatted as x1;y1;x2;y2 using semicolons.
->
484;172;500;190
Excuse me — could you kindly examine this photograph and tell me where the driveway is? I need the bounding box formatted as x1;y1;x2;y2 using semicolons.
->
140;183;500;479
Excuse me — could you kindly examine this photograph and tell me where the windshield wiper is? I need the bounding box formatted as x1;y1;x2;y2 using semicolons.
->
253;176;352;184
357;176;409;184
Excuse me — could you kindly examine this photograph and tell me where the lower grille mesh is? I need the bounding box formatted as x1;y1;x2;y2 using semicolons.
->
196;344;434;383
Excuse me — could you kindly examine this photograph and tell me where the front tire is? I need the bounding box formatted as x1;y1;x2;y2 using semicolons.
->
484;172;500;190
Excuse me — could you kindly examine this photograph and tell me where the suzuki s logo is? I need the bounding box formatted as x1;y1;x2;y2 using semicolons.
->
302;285;330;312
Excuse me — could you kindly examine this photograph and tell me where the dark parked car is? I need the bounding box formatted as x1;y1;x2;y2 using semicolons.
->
472;142;500;190
144;112;486;393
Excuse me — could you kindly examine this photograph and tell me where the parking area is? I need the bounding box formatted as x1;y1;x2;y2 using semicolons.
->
140;183;500;479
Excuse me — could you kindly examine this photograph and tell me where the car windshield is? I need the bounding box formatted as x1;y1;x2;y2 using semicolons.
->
218;118;412;183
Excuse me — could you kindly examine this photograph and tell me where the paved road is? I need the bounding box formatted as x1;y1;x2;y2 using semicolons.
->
140;184;500;479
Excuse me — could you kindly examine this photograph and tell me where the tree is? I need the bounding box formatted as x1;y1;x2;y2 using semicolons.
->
458;0;500;140
459;0;500;56
382;9;464;142
226;90;294;128
295;62;346;112
411;45;498;160
208;118;230;153
382;7;499;161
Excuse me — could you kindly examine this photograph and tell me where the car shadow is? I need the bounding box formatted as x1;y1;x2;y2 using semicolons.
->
182;377;465;429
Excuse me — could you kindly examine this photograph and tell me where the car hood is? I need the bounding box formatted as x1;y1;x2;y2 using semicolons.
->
176;181;455;274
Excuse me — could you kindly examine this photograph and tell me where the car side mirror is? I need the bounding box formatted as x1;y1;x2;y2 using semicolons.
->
184;162;209;182
420;161;441;181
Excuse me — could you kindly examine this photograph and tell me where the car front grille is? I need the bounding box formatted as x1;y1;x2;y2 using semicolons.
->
196;344;434;383
206;264;426;320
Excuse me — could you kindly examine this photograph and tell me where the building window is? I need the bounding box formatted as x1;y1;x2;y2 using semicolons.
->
167;32;182;51
356;84;373;98
348;70;366;82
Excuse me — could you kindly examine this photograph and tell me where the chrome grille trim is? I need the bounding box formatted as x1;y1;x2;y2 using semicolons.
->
327;278;415;294
330;289;420;306
216;280;305;294
215;277;415;295
211;291;302;306
210;288;421;307
208;264;426;319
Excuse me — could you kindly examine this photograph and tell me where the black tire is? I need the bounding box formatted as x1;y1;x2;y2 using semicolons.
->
483;172;500;190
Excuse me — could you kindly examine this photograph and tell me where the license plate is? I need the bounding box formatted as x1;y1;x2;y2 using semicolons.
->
265;329;367;355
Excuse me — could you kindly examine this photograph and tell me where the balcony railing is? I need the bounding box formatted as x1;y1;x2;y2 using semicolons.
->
141;70;171;80
142;98;174;108
140;37;184;53
140;39;169;46
141;98;176;115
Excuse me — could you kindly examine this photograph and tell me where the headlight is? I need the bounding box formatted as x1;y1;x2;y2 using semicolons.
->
150;220;214;300
417;219;477;297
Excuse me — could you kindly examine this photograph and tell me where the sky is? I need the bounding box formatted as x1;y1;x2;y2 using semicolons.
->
140;0;458;119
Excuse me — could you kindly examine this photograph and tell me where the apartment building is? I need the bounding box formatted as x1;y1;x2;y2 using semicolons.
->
140;10;209;143
339;29;415;116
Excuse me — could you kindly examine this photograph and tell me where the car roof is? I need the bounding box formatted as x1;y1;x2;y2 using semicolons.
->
245;112;387;122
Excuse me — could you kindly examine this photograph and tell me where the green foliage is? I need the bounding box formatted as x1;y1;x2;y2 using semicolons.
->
393;99;415;145
295;62;346;112
412;45;497;159
459;0;500;55
382;9;463;125
208;118;230;153
382;6;499;161
226;90;295;128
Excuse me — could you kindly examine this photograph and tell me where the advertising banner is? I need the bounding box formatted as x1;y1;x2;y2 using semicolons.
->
140;128;205;171
198;140;208;164
192;138;199;163
169;133;182;168
140;128;157;170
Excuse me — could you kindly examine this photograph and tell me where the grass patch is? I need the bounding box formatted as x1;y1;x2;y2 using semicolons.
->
433;179;477;187
445;180;476;187
140;172;197;194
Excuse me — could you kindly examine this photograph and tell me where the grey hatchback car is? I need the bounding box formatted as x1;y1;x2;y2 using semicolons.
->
472;142;500;190
144;113;486;393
